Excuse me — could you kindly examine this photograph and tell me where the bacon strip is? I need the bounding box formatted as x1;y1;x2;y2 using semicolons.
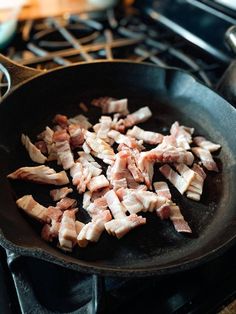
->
169;204;192;233
193;136;221;152
68;114;92;130
87;175;110;192
7;165;69;185
192;147;218;172
53;129;74;170
16;195;48;222
77;210;112;247
105;214;146;239
127;126;163;145
58;209;77;251
50;187;73;201
21;134;47;164
170;121;194;150
124;106;152;128
153;181;171;200
159;164;188;194
104;190;126;219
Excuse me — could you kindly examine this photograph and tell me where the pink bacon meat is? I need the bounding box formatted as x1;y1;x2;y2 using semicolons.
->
50;187;73;201
21;134;47;164
193;136;221;152
124;106;152;128
192;147;218;172
154;181;172;200
53;129;74;170
104;189;126;219
159;164;188;194
170;121;194;150
169;204;192;233
16;195;48;222
127;126;163;145
105;214;146;239
58;209;78;251
7;165;69;185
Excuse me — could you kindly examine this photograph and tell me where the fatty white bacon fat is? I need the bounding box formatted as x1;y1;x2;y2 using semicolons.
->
70;153;103;193
58;209;78;251
108;130;144;151
192;147;219;172
87;175;110;192
169;204;192;233
170;121;194;150
153;181;172;200
50;187;73;201
93;116;113;143
105;214;146;239
7;165;69;185
124;106;152;128
104;189;126;219
16;195;48;222
68;114;92;130
84;131;115;165
53;129;74;170
127;126;163;145
193;136;221;152
37;126;57;161
186;164;206;201
21;134;47;164
68;124;84;148
159;164;189;194
77;210;112;247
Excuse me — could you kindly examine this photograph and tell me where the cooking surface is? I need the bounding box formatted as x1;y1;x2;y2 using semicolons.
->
0;2;236;313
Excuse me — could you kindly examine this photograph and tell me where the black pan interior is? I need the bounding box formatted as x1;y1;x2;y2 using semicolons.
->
0;61;235;276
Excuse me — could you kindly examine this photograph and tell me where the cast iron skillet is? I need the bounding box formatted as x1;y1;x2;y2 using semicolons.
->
0;54;235;277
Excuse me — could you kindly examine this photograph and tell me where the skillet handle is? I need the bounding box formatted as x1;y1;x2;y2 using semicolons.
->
0;53;43;91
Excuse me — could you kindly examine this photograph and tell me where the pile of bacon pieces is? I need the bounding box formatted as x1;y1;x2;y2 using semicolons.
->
7;97;221;252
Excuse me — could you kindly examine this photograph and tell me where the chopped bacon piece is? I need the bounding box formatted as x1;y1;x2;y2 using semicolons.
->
104;190;126;219
53;129;74;170
46;206;62;222
68;114;92;130
85;131;115;165
56;197;77;211
53;114;68;129
111;113;126;133
108;129;144;150
124;106;152;128
7;165;69;185
50;187;73;201
16;195;48;222
170;121;194;150
186;164;206;201
21;134;47;164
153;181;171;200
159;164;188;194
68;124;84;148
127;126;163;145
175;163;196;189
122;193;144;214
193;136;221;152
192;147;218;172
169;204;192;233
91;96;114;112
79;102;88;112
58;209;78;251
83;191;92;209
41;220;61;242
77;210;112;247
137;154;154;189
86;197;108;218
35;140;48;155
87;175;110;192
134;190;169;212
75;221;85;235
90;187;111;202
37;126;57;161
105;214;146;239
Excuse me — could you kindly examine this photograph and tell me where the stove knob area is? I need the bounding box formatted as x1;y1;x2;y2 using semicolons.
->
217;25;236;106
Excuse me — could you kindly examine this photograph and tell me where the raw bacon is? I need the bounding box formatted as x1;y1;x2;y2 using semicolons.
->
192;147;219;172
193;136;221;152
50;187;73;201
21;134;47;164
8;165;69;185
127;126;163;145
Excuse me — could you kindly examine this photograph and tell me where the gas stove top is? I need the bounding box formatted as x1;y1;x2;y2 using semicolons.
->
0;3;236;314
